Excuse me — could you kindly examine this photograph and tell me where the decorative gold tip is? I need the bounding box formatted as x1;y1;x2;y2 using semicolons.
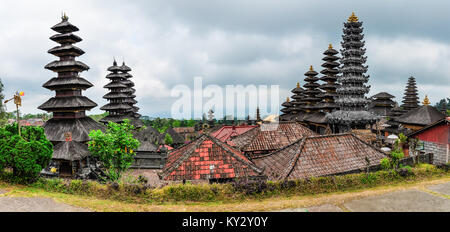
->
297;83;300;88
62;12;69;21
309;65;314;71
329;44;333;49
348;12;359;23
423;95;431;106
287;97;290;102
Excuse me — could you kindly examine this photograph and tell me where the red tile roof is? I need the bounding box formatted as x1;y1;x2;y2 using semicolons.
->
160;134;263;181
231;122;317;154
210;125;258;142
252;134;386;180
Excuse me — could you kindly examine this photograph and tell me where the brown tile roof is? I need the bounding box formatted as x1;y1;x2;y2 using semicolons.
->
173;127;195;134
160;134;263;181
252;134;386;180
210;125;258;142
231;122;317;153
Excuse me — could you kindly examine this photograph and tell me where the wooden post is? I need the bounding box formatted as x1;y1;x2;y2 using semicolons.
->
16;102;21;137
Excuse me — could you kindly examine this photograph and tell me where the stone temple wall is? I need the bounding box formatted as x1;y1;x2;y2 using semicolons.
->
410;141;448;165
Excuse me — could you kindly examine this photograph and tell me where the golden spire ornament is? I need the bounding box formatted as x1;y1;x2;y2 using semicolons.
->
422;95;431;106
348;12;359;22
329;44;333;50
297;82;300;88
287;97;290;102
309;65;314;71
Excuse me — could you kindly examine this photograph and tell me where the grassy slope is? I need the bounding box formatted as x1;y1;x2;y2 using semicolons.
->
1;175;449;212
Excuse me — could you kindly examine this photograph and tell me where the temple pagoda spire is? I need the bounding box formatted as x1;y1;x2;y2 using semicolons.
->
38;15;104;176
401;76;420;112
100;60;143;128
280;97;293;121
327;13;378;131
422;95;431;106
289;82;307;121
302;65;322;114
319;44;340;113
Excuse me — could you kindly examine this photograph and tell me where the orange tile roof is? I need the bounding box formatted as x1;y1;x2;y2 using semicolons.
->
160;134;263;181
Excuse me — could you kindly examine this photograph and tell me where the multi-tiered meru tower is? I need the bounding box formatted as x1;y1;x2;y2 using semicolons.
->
327;13;378;132
401;76;420;113
319;44;340;113
39;14;104;176
100;61;143;128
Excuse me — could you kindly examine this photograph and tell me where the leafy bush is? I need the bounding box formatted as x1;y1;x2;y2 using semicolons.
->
88;119;140;182
0;124;53;183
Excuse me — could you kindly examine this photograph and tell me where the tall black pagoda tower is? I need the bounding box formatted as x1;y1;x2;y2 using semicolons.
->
290;83;307;121
401;76;420;113
302;66;322;114
39;14;104;176
100;61;143;128
319;44;340;113
327;13;378;132
280;97;293;121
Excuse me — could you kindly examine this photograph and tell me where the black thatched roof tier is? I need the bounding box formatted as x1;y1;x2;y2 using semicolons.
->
103;92;130;99
44;117;105;142
100;103;133;111
120;62;132;72
43;77;93;90
106;73;128;79
45;60;90;72
50;33;82;44
396;105;445;126
39;96;97;112
51;18;79;33
304;112;327;124
48;45;85;57
372;92;395;99
104;82;127;89
52;141;90;161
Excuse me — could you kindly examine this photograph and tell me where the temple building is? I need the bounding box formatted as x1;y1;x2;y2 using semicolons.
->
327;13;378;132
319;44;340;113
38;14;104;176
401;76;420;113
369;92;396;117
302;66;327;132
279;97;293;121
289;83;307;121
100;61;143;128
396;96;446;132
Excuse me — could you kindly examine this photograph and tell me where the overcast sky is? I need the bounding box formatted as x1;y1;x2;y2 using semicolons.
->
1;0;449;118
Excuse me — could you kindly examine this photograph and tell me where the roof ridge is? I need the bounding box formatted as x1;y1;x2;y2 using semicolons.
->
348;133;386;155
206;134;264;174
281;138;307;180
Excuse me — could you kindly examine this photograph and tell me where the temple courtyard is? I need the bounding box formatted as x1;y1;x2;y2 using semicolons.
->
0;178;448;212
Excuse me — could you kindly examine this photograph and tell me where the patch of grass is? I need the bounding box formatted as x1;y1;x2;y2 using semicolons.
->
1;165;449;206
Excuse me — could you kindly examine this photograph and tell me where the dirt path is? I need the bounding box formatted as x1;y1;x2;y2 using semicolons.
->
0;189;90;212
276;181;450;212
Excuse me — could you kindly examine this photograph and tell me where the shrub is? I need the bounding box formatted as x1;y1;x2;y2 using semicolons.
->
88;119;140;182
0;124;53;183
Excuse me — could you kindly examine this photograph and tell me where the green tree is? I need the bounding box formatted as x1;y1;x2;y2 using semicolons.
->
0;79;7;126
0;124;53;183
164;133;173;146
88;119;140;181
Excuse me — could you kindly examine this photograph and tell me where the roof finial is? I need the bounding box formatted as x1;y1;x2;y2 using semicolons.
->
287;97;290;102
297;82;300;88
113;57;117;66
309;65;314;71
423;95;431;106
348;12;359;23
329;44;333;49
62;12;69;21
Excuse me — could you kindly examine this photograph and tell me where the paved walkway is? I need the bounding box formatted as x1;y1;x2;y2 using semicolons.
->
276;182;450;212
0;189;90;212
